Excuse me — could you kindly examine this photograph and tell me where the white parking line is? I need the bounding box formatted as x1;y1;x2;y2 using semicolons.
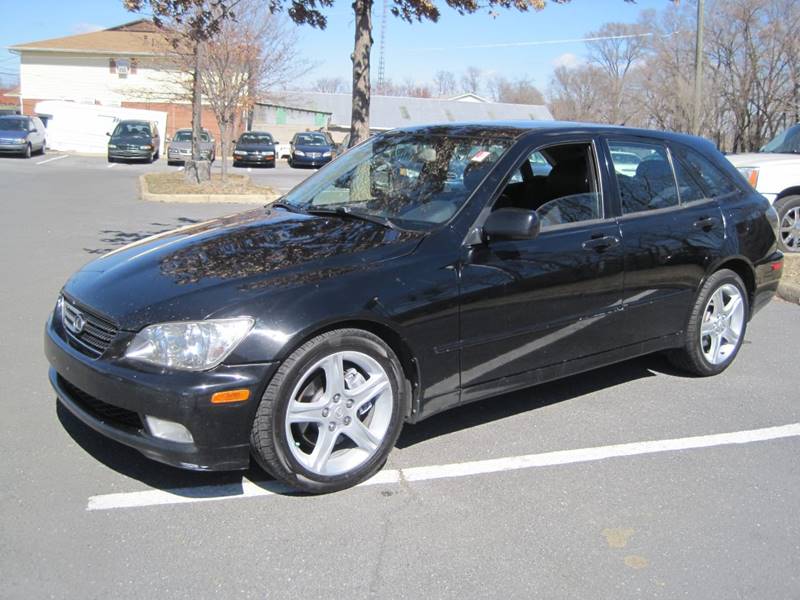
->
86;422;800;511
36;154;68;166
107;162;117;169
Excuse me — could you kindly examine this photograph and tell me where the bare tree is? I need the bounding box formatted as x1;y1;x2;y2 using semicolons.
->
201;3;304;180
313;77;348;93
548;64;606;122
460;66;483;95
488;75;545;105
433;70;457;97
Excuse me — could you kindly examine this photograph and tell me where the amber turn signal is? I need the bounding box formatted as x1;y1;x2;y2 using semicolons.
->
210;389;251;404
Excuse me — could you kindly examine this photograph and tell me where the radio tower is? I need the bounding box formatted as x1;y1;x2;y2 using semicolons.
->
377;0;388;95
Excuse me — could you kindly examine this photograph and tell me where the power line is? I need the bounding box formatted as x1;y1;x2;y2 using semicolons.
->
407;31;682;53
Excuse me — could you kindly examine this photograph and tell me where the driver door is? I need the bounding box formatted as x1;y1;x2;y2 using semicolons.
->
458;138;626;392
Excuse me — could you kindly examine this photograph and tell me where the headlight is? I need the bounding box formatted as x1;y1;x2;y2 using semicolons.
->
140;145;153;150
738;167;759;189
108;144;117;149
234;150;245;155
294;150;305;157
14;137;27;144
322;151;332;157
125;317;254;371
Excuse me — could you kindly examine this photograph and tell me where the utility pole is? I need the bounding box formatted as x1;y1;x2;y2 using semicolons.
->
691;0;705;135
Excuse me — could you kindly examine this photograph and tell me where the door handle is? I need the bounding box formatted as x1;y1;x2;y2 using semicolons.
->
582;235;620;252
693;216;719;231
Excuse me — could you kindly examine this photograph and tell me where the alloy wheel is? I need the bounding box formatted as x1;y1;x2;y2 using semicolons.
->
780;206;800;251
284;351;393;476
700;283;745;365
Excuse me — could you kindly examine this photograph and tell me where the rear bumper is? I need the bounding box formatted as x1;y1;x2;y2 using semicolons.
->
752;250;783;316
45;314;277;471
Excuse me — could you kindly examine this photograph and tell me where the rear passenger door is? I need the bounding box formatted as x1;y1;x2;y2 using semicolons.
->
603;137;725;342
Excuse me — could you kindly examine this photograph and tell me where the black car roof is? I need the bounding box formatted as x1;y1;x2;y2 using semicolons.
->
388;120;709;148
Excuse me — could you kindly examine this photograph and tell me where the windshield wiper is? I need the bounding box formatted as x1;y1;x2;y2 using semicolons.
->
270;200;305;213
306;206;398;230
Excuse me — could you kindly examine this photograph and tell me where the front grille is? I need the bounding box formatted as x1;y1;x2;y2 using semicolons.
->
61;297;119;358
58;376;143;431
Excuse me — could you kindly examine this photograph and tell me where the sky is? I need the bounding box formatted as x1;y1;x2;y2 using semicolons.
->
0;0;675;94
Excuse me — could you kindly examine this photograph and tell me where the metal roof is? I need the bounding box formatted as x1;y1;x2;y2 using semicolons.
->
263;91;553;130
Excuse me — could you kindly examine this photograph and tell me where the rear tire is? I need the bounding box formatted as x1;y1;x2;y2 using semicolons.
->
250;329;406;494
40;142;46;155
668;269;748;376
775;195;800;253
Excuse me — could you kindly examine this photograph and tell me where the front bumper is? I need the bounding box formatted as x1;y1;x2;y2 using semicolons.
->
109;149;152;160
0;142;27;154
168;151;213;163
291;153;331;167
233;153;275;164
45;313;277;471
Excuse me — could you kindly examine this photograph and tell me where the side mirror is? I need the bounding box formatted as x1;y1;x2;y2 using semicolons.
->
274;140;280;144
106;132;111;136
483;208;540;241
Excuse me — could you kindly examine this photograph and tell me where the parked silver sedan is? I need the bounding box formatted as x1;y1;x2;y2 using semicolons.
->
166;129;216;165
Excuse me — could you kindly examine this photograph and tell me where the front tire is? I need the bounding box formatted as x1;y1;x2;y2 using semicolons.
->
775;195;800;253
668;269;748;376
23;143;31;159
250;329;405;494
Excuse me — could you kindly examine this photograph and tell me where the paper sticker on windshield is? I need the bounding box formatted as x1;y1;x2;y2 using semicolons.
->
470;150;491;163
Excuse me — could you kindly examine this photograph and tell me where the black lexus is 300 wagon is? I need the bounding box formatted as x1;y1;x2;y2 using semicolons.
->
45;122;784;493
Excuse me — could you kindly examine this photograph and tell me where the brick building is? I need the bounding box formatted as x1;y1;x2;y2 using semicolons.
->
8;20;226;141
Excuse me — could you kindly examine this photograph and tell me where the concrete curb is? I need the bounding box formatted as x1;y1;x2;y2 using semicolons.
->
778;281;800;304
139;174;280;204
777;254;800;304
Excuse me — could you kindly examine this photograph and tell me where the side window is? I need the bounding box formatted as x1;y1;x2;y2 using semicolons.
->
671;157;707;204
674;145;739;198
493;142;601;229
608;141;678;214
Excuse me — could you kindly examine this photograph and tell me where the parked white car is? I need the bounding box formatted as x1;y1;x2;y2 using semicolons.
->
727;124;800;252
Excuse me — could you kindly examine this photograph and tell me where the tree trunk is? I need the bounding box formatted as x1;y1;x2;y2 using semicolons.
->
186;41;210;184
219;120;229;182
348;0;373;148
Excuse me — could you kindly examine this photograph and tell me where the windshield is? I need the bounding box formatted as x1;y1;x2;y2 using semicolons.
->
761;125;800;154
173;131;209;142
0;118;28;131
113;122;151;138
295;134;328;146
240;133;273;144
281;132;511;229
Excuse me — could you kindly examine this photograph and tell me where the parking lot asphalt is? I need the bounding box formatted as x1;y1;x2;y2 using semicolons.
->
1;154;799;599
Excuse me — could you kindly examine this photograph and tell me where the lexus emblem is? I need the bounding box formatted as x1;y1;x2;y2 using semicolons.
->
70;312;86;334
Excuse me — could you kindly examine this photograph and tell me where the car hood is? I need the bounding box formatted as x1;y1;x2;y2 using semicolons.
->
63;208;424;331
0;129;27;138
726;152;800;167
235;143;275;151
169;140;213;151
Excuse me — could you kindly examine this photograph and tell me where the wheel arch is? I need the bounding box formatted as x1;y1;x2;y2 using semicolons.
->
710;257;756;316
775;188;800;204
277;318;421;420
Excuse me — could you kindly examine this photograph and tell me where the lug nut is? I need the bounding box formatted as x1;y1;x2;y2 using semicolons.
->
333;394;341;403
344;416;352;425
322;408;329;417
346;399;353;408
328;422;336;431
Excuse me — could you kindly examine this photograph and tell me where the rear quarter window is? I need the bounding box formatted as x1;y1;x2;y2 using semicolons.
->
672;145;740;199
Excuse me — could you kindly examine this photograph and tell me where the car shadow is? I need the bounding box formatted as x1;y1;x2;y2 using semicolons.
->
83;218;201;255
56;353;686;498
395;353;683;448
